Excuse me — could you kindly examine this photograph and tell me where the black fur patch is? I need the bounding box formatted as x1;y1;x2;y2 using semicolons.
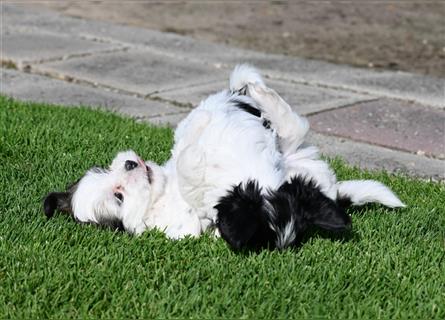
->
43;179;79;218
270;178;351;234
43;192;71;218
337;196;352;209
231;98;272;130
96;216;125;232
234;85;248;96
234;100;261;118
215;176;352;251
215;181;275;251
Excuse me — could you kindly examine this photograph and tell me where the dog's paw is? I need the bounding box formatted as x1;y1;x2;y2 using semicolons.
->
247;83;289;118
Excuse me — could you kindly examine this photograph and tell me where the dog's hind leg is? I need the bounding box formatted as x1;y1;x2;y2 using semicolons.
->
246;84;337;197
247;83;309;156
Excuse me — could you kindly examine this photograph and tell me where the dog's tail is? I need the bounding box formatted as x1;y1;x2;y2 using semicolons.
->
336;180;405;208
229;64;264;92
215;177;351;251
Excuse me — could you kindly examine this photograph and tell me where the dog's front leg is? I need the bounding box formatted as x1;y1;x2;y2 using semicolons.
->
176;144;208;209
173;110;211;157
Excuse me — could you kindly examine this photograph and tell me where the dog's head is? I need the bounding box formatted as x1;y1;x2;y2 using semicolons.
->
43;150;165;234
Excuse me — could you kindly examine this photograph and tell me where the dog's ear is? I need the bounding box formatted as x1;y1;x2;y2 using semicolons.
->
277;177;352;233
215;181;274;251
43;192;72;218
43;178;80;218
307;203;352;232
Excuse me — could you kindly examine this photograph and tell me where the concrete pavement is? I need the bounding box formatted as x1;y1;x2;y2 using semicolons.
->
1;4;444;180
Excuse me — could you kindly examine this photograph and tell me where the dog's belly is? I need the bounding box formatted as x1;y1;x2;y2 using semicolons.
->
197;109;285;208
172;91;285;226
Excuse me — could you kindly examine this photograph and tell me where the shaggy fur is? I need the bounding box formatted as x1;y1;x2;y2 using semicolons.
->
44;64;405;250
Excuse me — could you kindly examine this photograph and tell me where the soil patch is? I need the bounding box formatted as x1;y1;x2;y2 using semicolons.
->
34;2;445;77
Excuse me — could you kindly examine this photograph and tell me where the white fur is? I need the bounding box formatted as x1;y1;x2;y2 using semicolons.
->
71;169;117;224
337;180;406;208
229;64;264;91
276;216;297;249
69;64;405;239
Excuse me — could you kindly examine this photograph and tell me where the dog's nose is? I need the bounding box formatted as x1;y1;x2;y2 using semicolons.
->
125;160;138;171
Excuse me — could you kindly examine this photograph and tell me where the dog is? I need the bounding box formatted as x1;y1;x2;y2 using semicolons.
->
44;65;405;250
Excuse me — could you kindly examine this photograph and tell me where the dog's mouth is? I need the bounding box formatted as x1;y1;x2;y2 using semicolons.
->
145;165;153;184
133;157;153;184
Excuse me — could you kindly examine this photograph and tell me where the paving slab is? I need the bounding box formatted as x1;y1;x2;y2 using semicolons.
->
1;69;184;118
267;79;374;115
3;4;124;41
151;81;226;108
336;71;445;109
154;78;374;115
309;99;445;159
2;4;257;65
307;132;445;180
4;4;443;108
1;29;122;65
234;56;445;108
34;49;224;95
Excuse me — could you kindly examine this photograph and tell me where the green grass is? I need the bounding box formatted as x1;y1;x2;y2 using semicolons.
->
0;96;444;319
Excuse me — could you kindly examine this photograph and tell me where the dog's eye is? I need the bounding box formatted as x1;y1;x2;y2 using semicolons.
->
125;160;138;171
114;192;124;203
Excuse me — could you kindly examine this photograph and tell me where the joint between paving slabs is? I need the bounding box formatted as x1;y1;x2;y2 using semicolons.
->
305;97;381;116
261;73;444;108
3;64;195;111
145;94;193;109
264;74;380;99
8;47;131;70
133;111;189;121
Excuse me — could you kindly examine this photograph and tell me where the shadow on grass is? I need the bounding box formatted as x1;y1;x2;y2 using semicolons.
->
230;226;360;257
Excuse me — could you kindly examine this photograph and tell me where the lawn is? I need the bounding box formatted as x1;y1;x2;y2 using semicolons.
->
0;96;444;319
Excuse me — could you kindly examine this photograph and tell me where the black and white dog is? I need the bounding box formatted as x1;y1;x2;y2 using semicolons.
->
44;65;405;250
